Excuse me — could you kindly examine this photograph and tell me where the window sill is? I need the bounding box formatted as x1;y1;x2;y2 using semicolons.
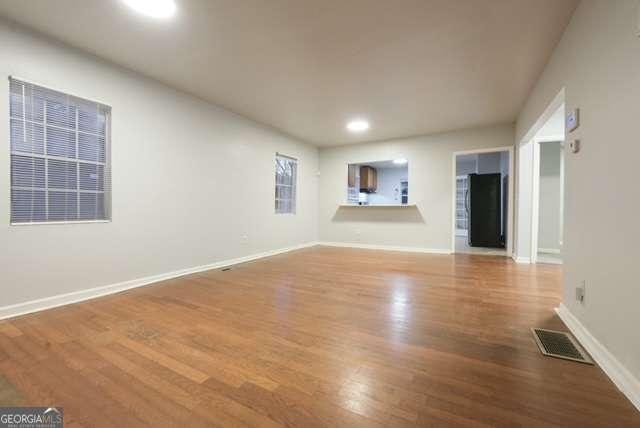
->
10;220;111;226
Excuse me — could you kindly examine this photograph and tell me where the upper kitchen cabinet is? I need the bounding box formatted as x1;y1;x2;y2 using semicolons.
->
360;166;377;192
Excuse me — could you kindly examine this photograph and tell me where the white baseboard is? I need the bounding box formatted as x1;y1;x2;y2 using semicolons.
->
556;303;640;411
537;257;563;265
538;247;561;254
0;241;319;321
513;255;531;264
318;241;452;255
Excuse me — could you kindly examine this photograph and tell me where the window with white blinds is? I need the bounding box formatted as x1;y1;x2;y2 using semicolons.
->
275;154;297;214
9;78;111;224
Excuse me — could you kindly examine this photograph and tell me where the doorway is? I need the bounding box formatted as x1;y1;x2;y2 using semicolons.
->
532;106;565;264
452;147;514;256
515;88;565;264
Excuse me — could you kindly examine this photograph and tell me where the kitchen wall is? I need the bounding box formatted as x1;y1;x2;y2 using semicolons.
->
456;155;477;176
0;20;318;310
456;152;508;176
367;167;407;205
476;152;501;174
516;0;640;386
319;124;514;251
538;142;562;252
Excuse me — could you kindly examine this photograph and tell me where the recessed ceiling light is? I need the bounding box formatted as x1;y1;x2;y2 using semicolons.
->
122;0;176;19
346;119;370;133
393;158;408;165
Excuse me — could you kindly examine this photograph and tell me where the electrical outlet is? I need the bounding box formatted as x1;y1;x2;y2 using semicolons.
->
241;234;248;244
576;280;586;303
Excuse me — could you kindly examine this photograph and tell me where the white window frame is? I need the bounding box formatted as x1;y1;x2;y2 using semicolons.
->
8;77;112;225
275;153;297;214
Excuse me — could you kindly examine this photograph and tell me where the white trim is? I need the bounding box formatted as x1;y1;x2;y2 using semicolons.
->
538;247;561;254
520;88;565;146
9;75;112;107
559;141;565;247
513;256;531;264
531;140;541;263
11;220;111;226
318;241;451;255
516;89;565;264
556;304;640;412
0;242;319;320
534;134;565;144
536;257;563;265
451;146;514;256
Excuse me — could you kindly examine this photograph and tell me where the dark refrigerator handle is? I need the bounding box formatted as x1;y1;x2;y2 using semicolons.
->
464;189;470;214
466;178;472;246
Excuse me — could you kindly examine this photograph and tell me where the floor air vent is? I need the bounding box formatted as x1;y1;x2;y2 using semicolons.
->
531;328;593;364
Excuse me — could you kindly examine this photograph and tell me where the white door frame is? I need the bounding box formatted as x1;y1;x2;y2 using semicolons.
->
515;88;565;263
451;146;515;256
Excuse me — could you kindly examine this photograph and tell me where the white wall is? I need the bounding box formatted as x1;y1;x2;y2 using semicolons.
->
0;21;318;309
319;124;514;251
516;0;640;384
538;142;562;252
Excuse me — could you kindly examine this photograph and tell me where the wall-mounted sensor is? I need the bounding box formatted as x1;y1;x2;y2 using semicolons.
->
566;108;580;133
569;139;581;154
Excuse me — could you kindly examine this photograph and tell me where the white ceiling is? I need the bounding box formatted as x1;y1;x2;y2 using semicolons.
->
0;0;578;146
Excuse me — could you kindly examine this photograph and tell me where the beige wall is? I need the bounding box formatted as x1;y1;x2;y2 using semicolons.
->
319;124;514;250
0;21;318;309
516;0;640;380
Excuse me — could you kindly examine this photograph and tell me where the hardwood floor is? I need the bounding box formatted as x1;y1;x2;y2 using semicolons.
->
0;246;638;427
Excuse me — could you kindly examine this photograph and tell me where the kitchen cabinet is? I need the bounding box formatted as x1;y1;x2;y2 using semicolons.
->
359;166;377;192
348;164;357;187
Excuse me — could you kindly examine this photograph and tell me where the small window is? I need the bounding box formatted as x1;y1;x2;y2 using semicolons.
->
9;78;111;224
275;154;297;214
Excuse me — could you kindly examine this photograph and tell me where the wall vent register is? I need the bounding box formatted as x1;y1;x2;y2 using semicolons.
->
531;328;593;364
9;78;111;224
